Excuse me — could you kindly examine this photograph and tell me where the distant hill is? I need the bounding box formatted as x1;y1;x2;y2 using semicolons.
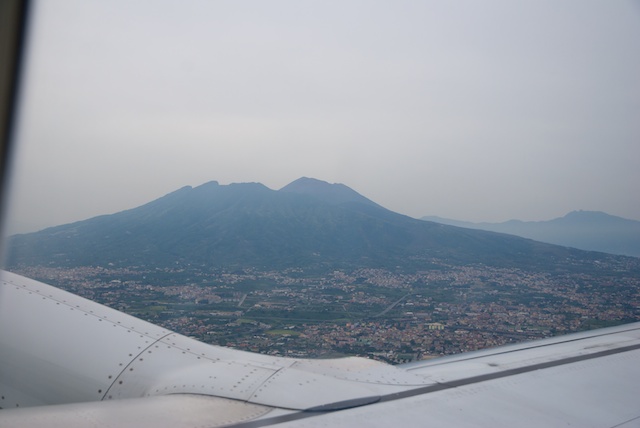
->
6;180;635;272
422;211;640;257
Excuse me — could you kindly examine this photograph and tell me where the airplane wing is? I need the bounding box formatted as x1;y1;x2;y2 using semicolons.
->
1;270;639;427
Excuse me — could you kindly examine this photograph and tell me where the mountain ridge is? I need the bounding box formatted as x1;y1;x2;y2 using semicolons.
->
421;211;640;257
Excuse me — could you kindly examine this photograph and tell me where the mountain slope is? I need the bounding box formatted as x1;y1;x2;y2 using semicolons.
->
422;211;640;257
6;180;630;272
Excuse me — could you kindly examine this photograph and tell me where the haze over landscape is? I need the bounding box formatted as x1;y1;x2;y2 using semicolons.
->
5;0;640;236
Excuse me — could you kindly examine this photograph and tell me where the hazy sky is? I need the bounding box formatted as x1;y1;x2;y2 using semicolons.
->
6;0;640;234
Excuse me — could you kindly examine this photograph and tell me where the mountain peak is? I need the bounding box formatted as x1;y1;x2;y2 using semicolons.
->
279;177;379;207
280;177;338;192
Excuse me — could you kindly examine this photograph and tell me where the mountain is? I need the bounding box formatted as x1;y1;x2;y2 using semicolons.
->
6;180;634;272
422;211;640;257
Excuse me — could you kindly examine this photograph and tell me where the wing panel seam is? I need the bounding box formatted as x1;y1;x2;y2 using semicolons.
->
101;332;175;401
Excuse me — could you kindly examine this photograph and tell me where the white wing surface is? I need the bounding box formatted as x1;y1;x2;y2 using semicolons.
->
1;270;639;427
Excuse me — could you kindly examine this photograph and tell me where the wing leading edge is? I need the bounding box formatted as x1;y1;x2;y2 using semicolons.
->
1;270;639;427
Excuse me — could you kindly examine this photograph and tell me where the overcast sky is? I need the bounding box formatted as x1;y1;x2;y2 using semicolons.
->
6;0;640;234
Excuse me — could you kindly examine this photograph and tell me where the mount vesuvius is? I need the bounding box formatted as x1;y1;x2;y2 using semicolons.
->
6;178;630;272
